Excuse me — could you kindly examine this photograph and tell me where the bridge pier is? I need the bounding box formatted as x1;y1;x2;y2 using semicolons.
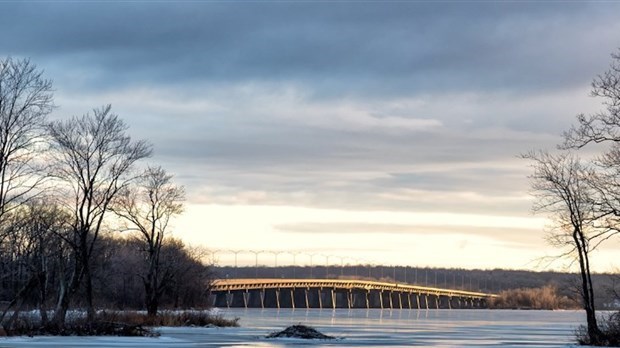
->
347;290;352;309
226;290;232;308
260;288;265;308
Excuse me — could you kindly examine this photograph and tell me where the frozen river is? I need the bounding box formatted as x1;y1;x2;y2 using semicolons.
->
0;308;588;347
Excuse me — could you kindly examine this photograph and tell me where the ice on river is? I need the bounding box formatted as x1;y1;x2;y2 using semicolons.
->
0;308;590;347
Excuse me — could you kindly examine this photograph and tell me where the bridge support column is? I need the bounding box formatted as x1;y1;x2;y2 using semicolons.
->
407;292;412;309
290;288;295;309
226;290;232;308
347;290;352;309
435;295;439;309
389;291;393;309
365;290;370;309
416;293;420;309
260;288;265;309
331;288;336;309
448;296;452;310
379;290;384;309
243;289;249;308
276;288;281;309
305;288;309;309
398;292;403;309
424;294;429;310
318;288;323;309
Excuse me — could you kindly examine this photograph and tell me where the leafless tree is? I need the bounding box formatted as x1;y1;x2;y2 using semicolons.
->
524;151;602;342
563;50;620;149
0;58;53;233
47;105;151;326
112;166;184;317
0;201;70;330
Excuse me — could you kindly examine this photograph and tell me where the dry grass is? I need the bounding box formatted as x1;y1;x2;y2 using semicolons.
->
489;285;578;310
97;310;239;327
1;310;238;337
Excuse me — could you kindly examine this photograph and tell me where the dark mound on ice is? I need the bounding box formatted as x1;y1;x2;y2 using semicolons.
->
266;325;335;339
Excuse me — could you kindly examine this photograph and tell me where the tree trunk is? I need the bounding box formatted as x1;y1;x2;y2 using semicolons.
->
37;270;48;327
51;258;82;329
574;230;600;343
84;260;95;324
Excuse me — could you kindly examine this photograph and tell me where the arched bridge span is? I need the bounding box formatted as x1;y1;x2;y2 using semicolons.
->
210;278;496;309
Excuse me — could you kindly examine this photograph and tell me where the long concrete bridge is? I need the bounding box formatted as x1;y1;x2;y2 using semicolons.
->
210;278;496;309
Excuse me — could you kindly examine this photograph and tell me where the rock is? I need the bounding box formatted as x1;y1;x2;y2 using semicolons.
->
266;325;335;339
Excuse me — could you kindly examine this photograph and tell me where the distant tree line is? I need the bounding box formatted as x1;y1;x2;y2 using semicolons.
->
213;265;619;309
0;57;211;332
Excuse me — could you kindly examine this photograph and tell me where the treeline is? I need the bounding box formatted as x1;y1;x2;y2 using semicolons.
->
0;57;210;331
0;230;211;312
213;265;619;309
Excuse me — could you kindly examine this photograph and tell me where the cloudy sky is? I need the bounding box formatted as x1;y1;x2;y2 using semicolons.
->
2;1;620;271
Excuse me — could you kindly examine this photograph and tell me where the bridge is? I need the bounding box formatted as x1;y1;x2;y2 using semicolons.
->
210;278;496;309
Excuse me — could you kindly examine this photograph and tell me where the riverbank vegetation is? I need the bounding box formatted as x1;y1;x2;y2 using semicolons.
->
489;286;578;310
0;310;238;337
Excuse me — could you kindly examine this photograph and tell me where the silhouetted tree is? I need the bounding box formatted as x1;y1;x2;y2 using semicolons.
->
47;105;151;326
0;58;53;233
524;151;601;341
111;166;185;317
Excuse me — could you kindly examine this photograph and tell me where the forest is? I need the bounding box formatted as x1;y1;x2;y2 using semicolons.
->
0;57;213;332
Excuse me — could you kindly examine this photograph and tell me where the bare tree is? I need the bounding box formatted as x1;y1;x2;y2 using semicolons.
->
112;166;185;317
563;50;620;149
0;201;70;330
0;58;53;231
524;151;602;342
47;105;151;326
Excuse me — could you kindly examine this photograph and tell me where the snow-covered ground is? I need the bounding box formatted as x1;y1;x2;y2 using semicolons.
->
0;308;587;347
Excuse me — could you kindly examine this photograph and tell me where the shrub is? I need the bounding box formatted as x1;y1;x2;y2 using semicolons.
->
576;311;620;346
489;285;578;310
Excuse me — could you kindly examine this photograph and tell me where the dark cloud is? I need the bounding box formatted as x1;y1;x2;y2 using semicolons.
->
1;2;618;97
1;1;617;219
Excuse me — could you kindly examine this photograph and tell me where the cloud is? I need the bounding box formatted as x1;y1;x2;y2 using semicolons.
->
1;2;619;97
275;222;543;247
2;1;620;270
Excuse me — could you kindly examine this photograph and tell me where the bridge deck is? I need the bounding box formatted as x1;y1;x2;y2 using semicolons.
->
211;278;495;299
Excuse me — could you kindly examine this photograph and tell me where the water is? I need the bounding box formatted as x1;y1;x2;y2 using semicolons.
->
0;309;589;347
205;308;586;347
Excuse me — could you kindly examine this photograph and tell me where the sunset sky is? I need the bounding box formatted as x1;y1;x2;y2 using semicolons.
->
2;1;620;271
